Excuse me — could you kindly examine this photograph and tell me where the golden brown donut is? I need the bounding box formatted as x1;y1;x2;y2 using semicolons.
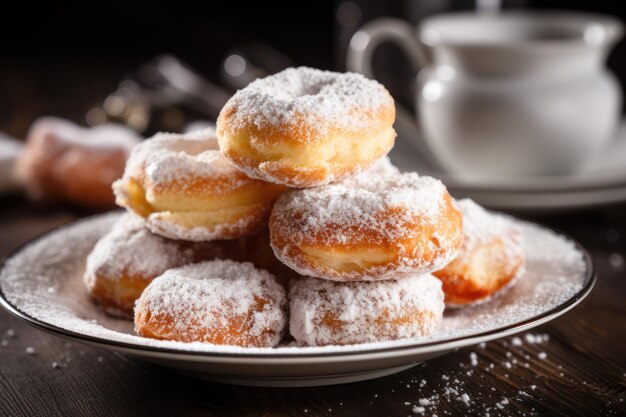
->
289;273;445;346
113;128;285;241
15;117;140;208
270;172;463;281
83;214;230;318
433;199;525;307
134;260;287;347
217;67;396;188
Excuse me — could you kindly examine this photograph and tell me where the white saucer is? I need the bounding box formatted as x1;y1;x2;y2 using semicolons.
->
0;212;594;386
392;108;626;211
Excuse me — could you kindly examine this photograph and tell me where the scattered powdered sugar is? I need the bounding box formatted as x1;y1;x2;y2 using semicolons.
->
524;333;550;344
0;212;588;355
289;274;444;346
437;220;586;340
135;260;286;347
218;67;394;139
458;393;471;406
116;127;247;188
470;352;478;366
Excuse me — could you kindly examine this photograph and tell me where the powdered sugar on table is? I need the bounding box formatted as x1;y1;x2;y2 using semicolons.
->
0;212;588;355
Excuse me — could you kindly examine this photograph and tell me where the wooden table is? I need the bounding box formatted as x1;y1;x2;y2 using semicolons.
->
1;195;625;417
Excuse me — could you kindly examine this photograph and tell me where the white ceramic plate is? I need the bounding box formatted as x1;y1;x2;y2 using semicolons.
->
0;213;594;387
392;109;626;211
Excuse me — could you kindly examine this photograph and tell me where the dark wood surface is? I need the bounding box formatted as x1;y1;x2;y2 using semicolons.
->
0;196;625;417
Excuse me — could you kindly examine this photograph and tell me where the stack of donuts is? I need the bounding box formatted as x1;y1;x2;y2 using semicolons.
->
83;67;526;348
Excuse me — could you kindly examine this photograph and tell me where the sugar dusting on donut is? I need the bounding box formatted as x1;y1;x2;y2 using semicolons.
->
339;155;400;187
457;199;524;261
116;128;248;190
359;155;400;177
113;127;286;242
274;172;446;246
222;66;394;137
135;260;287;347
0;212;588;352
270;172;462;280
289;274;445;346
83;213;225;283
434;199;526;308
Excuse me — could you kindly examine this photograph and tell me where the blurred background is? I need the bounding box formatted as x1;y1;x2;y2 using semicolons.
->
1;1;333;135
2;0;625;136
2;0;626;220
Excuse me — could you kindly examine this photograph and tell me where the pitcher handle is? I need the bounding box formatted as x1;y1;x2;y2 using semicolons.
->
346;18;429;79
346;18;444;171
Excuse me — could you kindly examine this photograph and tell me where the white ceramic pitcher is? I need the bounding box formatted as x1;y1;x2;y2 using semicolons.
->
347;11;623;177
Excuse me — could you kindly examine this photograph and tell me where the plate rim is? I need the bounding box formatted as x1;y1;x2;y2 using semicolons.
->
0;213;596;360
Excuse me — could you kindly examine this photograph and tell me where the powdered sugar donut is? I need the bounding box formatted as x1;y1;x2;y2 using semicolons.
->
15;117;140;208
289;274;444;346
217;67;396;188
434;199;525;307
339;155;399;187
113;128;285;241
83;213;230;318
134;260;287;347
270;173;463;281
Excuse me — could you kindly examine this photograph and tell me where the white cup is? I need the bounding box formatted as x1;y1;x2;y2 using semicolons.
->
347;11;624;177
